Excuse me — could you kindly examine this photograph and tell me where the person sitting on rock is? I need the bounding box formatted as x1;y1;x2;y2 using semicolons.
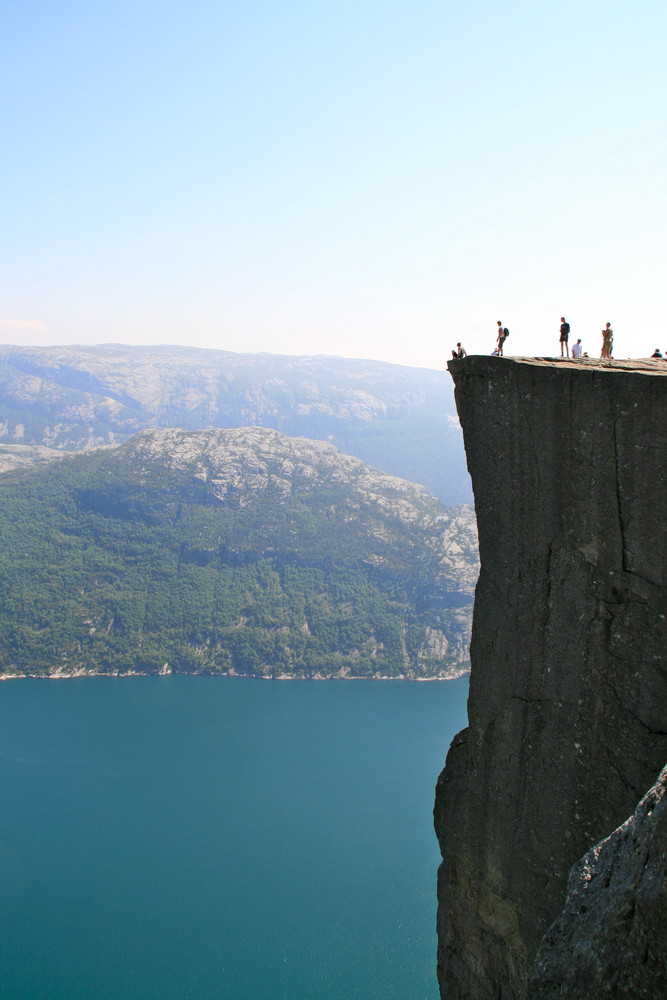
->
456;342;467;359
571;339;583;359
651;348;663;358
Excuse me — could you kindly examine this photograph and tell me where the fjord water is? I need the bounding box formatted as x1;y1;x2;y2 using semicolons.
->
0;676;468;1000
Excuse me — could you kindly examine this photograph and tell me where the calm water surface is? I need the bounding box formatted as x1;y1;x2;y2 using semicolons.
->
0;676;468;1000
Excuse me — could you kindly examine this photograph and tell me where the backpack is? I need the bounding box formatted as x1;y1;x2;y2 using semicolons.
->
503;327;509;337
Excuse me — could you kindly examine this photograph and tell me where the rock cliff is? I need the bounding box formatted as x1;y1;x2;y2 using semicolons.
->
434;356;667;999
527;764;667;999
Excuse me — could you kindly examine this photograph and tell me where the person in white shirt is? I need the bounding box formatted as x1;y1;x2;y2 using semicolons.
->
496;321;508;356
571;339;583;359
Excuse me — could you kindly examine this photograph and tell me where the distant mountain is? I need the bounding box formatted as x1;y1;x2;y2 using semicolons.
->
0;428;478;680
0;442;64;474
0;344;470;505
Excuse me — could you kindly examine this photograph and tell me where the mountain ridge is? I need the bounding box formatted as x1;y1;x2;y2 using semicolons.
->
0;426;477;681
0;343;470;504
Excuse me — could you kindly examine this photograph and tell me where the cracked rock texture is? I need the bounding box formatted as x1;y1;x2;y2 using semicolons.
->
434;356;667;1000
527;764;667;999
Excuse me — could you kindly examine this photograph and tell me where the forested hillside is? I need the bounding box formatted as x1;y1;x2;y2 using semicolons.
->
0;428;477;680
0;344;470;504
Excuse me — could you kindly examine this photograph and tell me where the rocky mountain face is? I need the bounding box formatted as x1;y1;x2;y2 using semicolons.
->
0;442;64;473
528;764;667;999
0;427;477;680
434;357;667;999
0;344;471;505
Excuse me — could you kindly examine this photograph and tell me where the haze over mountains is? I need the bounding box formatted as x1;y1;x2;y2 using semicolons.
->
0;427;477;680
0;344;470;505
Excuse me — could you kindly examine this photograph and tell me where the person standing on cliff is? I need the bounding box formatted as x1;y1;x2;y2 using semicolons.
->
496;321;508;356
601;323;613;359
559;317;570;357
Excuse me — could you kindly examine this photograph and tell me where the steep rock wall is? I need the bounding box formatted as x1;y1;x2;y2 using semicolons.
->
527;764;667;999
434;357;667;999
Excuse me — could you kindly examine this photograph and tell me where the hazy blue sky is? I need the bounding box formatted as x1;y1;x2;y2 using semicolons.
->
2;0;665;367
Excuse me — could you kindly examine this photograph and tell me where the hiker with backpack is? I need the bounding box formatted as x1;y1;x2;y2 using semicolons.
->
496;321;509;356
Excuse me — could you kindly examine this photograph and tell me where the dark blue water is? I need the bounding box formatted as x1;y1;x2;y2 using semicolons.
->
0;677;468;1000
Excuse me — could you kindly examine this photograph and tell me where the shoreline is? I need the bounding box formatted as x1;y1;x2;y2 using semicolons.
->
0;667;469;683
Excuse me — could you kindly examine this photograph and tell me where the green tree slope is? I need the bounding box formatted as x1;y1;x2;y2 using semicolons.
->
0;428;477;679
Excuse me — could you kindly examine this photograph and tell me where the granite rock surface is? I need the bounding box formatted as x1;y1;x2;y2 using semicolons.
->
527;764;667;999
434;356;667;999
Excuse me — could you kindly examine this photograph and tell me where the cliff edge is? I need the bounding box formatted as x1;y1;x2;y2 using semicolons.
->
434;356;667;999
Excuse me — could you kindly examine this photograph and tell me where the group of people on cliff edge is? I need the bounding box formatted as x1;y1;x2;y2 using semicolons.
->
451;316;629;362
561;318;616;359
561;318;615;358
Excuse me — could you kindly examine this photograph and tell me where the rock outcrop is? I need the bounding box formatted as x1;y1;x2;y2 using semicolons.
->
527;764;667;999
0;442;64;473
434;357;667;999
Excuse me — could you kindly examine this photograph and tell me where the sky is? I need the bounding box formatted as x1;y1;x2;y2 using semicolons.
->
1;0;666;369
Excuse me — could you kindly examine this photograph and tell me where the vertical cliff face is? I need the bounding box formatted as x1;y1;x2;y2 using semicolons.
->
434;357;667;999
